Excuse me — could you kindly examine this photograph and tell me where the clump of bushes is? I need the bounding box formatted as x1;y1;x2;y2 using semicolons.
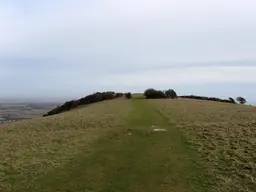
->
144;88;166;99
43;92;124;117
228;97;236;104
165;89;178;99
180;95;237;104
144;88;179;99
125;92;132;99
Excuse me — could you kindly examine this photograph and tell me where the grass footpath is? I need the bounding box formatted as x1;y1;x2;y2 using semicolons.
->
2;99;213;192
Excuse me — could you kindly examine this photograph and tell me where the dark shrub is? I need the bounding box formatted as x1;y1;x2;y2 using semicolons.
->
144;88;155;97
43;91;124;117
125;92;132;99
236;96;247;104
228;97;236;104
165;89;178;99
115;93;124;98
180;95;237;104
144;88;166;99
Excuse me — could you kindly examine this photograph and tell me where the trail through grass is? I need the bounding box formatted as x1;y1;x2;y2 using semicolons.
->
152;99;256;192
1;99;212;192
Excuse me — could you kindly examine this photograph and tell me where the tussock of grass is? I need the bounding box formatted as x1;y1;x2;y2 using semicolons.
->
153;98;256;192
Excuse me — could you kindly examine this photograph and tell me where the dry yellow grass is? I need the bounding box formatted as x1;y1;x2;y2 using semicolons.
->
0;98;213;192
1;97;255;192
152;98;256;192
0;100;131;192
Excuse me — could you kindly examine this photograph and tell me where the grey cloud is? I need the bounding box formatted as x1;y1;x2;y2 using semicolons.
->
0;0;256;100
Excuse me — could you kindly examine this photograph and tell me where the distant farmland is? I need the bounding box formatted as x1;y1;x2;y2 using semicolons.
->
0;102;59;124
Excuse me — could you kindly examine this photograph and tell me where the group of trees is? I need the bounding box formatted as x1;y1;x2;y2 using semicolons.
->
144;88;178;99
43;92;124;117
180;95;247;104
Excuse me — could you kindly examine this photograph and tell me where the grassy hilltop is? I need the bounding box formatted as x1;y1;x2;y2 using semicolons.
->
0;96;255;192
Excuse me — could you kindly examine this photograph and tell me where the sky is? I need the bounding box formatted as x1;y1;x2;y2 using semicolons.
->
0;0;256;103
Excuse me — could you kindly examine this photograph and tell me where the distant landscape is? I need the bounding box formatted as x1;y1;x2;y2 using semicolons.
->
0;102;60;124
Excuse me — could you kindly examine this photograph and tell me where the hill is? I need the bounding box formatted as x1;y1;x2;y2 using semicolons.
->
43;92;124;117
0;98;255;192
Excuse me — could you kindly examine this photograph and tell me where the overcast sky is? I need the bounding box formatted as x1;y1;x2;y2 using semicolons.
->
1;0;256;103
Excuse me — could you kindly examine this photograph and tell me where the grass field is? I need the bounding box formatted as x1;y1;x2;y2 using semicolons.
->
152;99;256;192
0;98;255;191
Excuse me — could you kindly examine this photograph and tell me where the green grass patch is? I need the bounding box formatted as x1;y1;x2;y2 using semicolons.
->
152;98;256;192
1;99;214;192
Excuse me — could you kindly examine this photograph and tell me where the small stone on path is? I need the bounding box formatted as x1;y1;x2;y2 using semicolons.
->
153;128;167;132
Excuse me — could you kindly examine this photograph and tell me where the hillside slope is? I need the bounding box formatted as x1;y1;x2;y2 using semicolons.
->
0;98;255;192
152;99;256;192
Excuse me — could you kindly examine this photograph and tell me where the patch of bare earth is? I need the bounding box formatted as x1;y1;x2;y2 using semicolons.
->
152;99;256;192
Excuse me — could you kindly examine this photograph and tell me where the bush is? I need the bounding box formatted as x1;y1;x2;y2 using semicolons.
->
165;89;178;99
115;93;124;98
144;88;166;99
236;97;246;104
180;95;237;104
43;91;124;117
228;97;236;104
125;92;132;99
